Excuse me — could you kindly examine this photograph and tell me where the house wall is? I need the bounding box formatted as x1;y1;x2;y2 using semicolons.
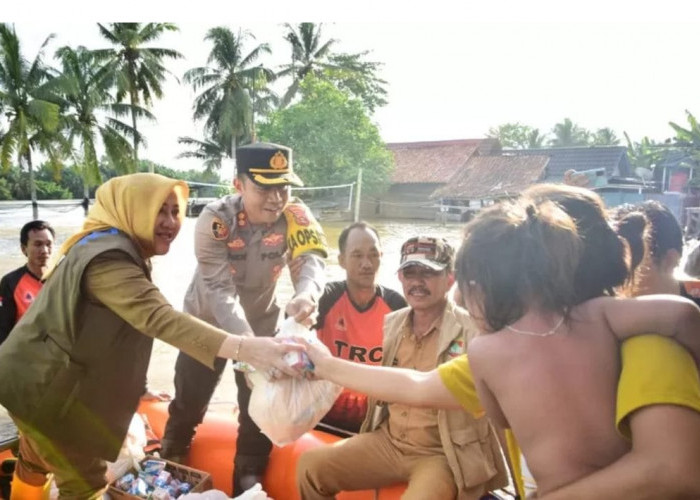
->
601;191;684;223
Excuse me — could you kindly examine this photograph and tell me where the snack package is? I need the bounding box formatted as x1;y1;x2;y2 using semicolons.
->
248;318;342;446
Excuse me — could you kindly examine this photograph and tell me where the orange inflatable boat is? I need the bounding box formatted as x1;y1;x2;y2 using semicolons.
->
139;400;406;499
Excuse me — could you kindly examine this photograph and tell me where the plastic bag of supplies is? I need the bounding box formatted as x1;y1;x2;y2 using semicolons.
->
248;318;342;446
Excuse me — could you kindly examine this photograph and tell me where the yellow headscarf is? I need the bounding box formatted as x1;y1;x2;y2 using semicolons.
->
46;173;189;278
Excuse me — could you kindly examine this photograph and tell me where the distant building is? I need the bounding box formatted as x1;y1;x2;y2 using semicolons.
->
367;140;688;223
369;139;500;220
431;155;549;221
503;145;632;183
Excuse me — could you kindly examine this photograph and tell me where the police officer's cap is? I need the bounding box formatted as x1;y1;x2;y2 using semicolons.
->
236;142;303;187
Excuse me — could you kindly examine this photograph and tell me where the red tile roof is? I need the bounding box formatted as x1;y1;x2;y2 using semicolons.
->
387;139;500;184
432;155;550;200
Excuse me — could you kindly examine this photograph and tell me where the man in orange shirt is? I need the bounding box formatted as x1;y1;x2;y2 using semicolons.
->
314;222;406;435
0;220;55;344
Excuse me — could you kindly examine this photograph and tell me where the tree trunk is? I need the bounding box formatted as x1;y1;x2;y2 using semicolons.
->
231;137;237;179
251;110;257;143
131;88;143;171
26;152;38;220
82;182;90;217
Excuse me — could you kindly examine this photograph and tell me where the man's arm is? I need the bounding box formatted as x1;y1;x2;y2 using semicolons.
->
286;252;326;325
0;274;17;344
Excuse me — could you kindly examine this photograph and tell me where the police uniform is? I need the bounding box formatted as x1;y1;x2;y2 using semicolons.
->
163;143;328;493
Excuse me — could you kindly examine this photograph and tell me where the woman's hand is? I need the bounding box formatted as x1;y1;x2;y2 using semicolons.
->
294;337;334;379
239;336;307;379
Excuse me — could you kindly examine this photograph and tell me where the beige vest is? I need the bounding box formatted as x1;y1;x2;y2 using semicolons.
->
361;302;509;499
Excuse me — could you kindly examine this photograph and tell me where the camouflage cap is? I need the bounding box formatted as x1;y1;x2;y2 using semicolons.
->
398;236;454;271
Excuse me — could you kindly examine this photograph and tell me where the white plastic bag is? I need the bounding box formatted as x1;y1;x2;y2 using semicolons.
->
248;318;342;446
180;489;232;499
105;413;147;483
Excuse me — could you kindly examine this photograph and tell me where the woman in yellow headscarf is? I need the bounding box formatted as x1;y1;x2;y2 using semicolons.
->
0;173;304;499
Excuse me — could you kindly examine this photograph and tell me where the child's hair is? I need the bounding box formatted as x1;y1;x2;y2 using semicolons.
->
613;210;649;274
613;200;682;267
523;184;630;303
456;200;581;332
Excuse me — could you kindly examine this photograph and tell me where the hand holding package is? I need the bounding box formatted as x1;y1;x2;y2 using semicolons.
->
248;318;342;446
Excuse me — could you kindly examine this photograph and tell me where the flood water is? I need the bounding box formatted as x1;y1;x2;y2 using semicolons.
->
0;202;467;404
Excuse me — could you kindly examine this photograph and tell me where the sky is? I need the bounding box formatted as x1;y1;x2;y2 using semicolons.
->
4;1;700;178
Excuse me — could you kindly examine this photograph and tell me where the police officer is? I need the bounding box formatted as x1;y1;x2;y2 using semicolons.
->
162;142;328;495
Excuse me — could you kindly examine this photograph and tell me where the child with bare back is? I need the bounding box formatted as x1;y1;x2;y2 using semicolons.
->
460;200;700;496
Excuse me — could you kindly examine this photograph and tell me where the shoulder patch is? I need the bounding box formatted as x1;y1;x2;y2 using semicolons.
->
211;217;229;240
227;237;245;250
285;203;311;227
262;232;285;247
284;202;329;259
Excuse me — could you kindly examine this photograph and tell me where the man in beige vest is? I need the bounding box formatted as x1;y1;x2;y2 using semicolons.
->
297;236;507;500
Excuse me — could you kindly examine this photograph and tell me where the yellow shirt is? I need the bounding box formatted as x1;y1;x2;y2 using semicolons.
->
437;355;525;499
617;334;700;439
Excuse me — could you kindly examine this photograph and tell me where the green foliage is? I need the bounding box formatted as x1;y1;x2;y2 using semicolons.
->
35;179;71;199
487;122;544;149
93;23;182;165
39;164;90;198
278;23;387;114
590;127;620;146
183;27;275;158
549;118;590;147
137;159;230;197
624;132;661;170
489;120;621;149
54;45;137;196
668;109;700;171
0;178;12;200
177;136;228;173
324;52;387;114
258;76;392;194
0;23;62;210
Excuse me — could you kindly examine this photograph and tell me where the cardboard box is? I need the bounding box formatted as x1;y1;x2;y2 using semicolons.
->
107;456;212;499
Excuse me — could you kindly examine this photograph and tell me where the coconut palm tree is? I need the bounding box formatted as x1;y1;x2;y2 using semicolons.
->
183;26;275;162
549;118;591;147
177;136;227;173
527;128;546;148
591;127;620;146
92;23;182;171
279;24;387;112
53;45;139;212
0;23;61;219
278;23;338;108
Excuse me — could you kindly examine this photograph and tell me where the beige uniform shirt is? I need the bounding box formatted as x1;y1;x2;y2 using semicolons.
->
183;194;326;337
